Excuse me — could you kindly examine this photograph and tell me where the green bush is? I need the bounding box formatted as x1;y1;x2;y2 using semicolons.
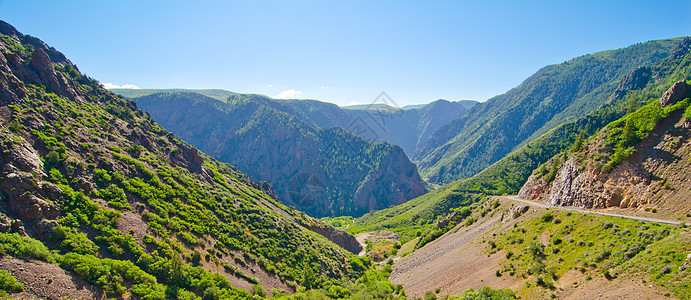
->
59;253;165;298
97;184;131;210
93;169;112;187
0;232;53;262
0;269;23;293
50;226;99;255
456;286;516;299
540;212;554;223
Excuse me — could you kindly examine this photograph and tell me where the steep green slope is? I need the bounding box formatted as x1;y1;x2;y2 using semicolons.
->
133;92;427;218
520;39;691;220
415;38;684;184
352;37;691;246
0;20;384;298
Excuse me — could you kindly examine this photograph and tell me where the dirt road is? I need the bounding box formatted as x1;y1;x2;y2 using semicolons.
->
500;195;688;226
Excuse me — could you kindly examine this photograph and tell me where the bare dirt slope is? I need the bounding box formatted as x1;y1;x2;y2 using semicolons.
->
0;257;100;299
390;199;674;299
390;207;522;297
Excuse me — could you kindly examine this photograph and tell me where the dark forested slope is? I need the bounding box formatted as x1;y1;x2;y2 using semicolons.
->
134;92;427;217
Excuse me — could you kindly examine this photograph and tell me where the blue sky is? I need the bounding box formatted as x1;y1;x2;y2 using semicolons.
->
1;1;690;106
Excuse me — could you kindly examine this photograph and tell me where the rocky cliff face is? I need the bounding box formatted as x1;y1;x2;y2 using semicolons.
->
351;145;427;212
520;81;691;218
0;24;81;105
0;129;60;239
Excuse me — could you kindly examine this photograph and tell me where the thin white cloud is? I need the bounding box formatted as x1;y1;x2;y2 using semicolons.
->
320;85;330;89
267;84;273;87
274;89;302;99
104;82;141;89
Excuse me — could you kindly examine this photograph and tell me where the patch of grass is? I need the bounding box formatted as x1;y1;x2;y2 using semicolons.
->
0;232;54;262
0;269;23;293
618;231;691;299
489;210;682;295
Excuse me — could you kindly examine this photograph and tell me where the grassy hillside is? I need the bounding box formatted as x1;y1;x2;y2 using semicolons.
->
389;197;690;299
415;37;685;184
487;206;690;299
110;88;238;101
352;37;691;254
0;20;412;299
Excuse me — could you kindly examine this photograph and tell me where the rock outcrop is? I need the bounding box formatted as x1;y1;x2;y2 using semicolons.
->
300;221;362;254
519;83;691;215
0;24;82;105
0;129;60;239
660;80;691;107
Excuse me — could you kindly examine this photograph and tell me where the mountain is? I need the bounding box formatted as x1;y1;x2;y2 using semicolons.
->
0;20;403;299
521;81;691;219
133;92;427;218
350;38;691;300
351;37;691;251
336;99;478;156
414;38;685;184
111;88;237;101
124;89;477;157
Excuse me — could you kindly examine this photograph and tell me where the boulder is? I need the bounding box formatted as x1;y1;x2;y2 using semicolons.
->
660;81;691;107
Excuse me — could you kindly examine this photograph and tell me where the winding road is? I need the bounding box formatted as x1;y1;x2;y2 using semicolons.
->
499;195;689;226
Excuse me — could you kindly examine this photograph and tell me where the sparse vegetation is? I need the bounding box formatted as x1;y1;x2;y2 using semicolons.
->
489;209;688;298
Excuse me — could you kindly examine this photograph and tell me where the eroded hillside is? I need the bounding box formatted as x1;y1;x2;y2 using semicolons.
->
390;197;690;299
522;82;691;221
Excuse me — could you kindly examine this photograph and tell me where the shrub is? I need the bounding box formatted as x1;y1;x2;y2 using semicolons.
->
191;251;202;266
51;226;99;255
93;169;112;187
0;269;23;293
424;291;437;300
0;232;53;262
540;212;554;223
59;253;165;298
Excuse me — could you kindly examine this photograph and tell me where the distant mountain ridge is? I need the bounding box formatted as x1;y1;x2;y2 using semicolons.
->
119;89;477;156
111;88;238;101
414;38;685;184
133;92;428;217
